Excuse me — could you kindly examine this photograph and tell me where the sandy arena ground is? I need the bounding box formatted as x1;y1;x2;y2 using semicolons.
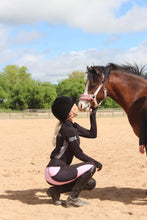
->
0;116;147;220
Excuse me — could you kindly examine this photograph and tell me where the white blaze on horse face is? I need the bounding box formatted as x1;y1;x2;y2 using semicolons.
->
84;80;89;95
78;99;91;111
78;80;91;111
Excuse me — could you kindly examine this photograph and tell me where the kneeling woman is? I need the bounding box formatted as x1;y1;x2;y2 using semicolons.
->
45;96;102;207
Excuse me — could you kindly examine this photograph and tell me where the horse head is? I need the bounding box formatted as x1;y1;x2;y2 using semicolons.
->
78;66;107;111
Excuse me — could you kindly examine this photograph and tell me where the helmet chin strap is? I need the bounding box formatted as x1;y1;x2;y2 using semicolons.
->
70;109;78;118
71;109;78;116
67;109;78;121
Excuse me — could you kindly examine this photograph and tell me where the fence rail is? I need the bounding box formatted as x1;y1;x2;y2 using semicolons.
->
0;108;126;119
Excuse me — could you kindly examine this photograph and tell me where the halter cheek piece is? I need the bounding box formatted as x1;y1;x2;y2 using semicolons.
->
79;74;107;107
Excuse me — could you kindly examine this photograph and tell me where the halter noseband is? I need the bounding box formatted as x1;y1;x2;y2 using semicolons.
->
79;74;107;107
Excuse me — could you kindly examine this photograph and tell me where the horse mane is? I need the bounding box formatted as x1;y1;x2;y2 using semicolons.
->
87;63;147;83
106;63;146;75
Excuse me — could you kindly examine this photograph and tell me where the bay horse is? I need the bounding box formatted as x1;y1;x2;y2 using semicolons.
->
78;63;147;152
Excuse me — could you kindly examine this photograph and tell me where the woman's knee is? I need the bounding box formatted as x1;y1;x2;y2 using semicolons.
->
86;178;96;190
89;162;96;174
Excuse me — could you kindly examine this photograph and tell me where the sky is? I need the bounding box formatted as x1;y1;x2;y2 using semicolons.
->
0;0;147;83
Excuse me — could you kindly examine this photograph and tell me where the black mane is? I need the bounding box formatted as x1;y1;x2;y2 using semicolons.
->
87;63;147;83
107;63;146;75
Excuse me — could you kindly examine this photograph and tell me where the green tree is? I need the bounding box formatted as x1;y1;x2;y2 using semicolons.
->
100;97;120;108
57;77;85;102
2;65;18;86
29;82;57;109
41;82;57;108
68;71;85;80
11;80;57;110
0;74;10;108
0;65;32;109
11;80;35;110
18;66;31;82
2;65;31;89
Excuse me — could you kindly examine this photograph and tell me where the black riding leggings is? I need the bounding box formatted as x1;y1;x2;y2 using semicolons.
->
45;161;97;196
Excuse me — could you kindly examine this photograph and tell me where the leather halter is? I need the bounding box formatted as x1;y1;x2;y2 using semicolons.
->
79;74;107;107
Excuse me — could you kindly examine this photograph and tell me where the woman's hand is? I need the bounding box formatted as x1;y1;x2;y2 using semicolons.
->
96;162;102;171
90;107;98;114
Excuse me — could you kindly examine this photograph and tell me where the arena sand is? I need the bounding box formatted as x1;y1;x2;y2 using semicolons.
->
0;117;147;220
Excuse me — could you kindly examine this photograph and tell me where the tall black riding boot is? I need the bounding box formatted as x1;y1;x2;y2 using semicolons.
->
46;186;62;205
66;165;96;207
47;184;73;205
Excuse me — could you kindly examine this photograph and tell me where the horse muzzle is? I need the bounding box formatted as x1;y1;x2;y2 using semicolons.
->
78;94;97;111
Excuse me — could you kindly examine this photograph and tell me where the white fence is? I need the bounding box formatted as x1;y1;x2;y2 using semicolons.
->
0;108;126;119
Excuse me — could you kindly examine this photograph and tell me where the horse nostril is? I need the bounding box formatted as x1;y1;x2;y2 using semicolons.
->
78;103;82;110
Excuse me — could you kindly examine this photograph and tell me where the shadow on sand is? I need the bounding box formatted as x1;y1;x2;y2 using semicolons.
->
0;186;146;205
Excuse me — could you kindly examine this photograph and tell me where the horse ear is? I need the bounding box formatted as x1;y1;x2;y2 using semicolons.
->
87;66;91;71
93;67;100;75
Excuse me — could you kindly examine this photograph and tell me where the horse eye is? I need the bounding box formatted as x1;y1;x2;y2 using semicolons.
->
91;85;97;89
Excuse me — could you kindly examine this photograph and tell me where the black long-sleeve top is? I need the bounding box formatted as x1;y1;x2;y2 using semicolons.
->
48;108;102;169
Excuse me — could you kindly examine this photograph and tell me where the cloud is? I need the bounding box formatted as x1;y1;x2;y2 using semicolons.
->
0;0;146;83
124;41;147;64
0;25;11;50
12;30;45;44
0;0;147;33
15;41;147;82
104;35;120;46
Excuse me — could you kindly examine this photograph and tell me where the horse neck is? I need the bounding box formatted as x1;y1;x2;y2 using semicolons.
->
105;71;144;113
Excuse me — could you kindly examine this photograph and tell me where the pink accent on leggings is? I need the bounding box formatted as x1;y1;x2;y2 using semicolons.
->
77;164;93;177
45;164;93;185
45;167;76;185
48;166;60;176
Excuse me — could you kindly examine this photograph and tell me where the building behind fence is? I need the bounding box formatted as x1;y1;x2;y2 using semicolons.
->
0;108;126;119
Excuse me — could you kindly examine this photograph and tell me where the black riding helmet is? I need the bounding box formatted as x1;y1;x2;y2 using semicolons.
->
52;96;76;122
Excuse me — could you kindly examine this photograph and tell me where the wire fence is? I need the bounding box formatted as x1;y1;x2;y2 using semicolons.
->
0;108;126;119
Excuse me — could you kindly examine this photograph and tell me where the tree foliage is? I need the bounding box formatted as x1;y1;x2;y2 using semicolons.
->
0;65;57;110
0;65;121;110
100;97;120;108
57;71;86;103
68;71;85;80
